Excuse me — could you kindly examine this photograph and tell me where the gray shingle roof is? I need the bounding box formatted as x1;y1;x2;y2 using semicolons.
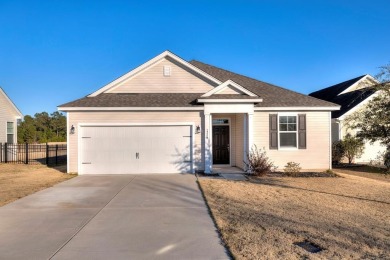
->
59;59;339;108
189;60;338;107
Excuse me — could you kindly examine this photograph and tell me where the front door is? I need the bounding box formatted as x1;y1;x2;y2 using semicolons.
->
212;125;230;164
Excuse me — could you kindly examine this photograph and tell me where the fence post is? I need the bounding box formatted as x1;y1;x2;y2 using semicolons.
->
25;143;29;164
4;143;7;163
55;144;58;165
46;143;49;165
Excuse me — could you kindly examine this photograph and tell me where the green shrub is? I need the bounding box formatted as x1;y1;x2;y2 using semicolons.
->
284;162;302;176
244;145;276;176
342;134;364;164
332;141;345;165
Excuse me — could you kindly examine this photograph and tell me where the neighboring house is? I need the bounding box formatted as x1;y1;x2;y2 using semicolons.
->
58;51;339;175
309;75;386;164
0;87;23;144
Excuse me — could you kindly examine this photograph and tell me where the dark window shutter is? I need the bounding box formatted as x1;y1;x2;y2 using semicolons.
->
269;114;278;149
298;114;306;149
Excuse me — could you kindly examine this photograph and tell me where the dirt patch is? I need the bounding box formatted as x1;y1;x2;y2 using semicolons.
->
0;164;76;207
199;175;390;259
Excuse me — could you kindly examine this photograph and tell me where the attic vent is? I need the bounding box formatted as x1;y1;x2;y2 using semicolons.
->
163;65;171;76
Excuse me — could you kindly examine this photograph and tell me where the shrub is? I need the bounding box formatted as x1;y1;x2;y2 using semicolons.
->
244;145;276;176
332;141;345;165
342;134;364;164
284;162;302;176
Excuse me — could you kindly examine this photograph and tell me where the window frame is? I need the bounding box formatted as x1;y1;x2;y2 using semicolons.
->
278;113;298;150
6;121;15;143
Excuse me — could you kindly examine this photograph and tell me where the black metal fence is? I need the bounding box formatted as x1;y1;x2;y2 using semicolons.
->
0;143;67;166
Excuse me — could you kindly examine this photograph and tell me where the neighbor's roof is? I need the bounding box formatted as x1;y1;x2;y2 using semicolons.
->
0;87;23;117
309;75;366;101
59;59;338;109
309;75;377;118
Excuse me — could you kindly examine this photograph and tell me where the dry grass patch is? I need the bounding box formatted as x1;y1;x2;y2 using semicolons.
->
334;165;390;183
0;164;75;207
199;175;390;259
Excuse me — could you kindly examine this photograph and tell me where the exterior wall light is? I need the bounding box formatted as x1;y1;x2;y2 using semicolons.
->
70;125;75;135
195;125;201;134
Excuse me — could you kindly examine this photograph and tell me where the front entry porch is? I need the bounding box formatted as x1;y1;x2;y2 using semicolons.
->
203;106;254;174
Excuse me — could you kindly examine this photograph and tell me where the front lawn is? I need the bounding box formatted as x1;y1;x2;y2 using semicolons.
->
0;164;76;207
199;175;390;259
334;164;390;182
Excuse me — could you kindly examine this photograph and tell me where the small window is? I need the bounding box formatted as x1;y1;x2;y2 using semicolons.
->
7;122;14;143
163;65;171;76
279;115;297;148
212;119;229;125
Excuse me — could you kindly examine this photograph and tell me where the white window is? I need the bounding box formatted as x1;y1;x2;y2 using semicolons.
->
7;122;14;143
279;115;297;148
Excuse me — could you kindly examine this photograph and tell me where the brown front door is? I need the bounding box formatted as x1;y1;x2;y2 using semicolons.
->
213;125;230;164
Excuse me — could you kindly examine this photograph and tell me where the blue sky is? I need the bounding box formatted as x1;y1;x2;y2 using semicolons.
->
1;0;389;116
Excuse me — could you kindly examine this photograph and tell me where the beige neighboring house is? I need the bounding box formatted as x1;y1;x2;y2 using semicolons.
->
58;51;339;175
310;75;386;164
0;87;23;144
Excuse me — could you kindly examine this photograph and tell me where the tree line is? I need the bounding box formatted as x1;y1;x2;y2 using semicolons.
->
17;111;66;143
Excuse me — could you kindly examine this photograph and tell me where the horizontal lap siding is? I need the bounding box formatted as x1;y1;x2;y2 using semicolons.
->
68;111;203;173
108;58;215;93
253;111;330;170
0;93;18;143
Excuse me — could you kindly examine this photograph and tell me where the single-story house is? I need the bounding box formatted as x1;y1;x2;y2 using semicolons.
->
0;87;23;144
59;51;339;174
309;75;386;163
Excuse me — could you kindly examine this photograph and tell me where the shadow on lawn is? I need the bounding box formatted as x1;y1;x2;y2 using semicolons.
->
249;178;390;205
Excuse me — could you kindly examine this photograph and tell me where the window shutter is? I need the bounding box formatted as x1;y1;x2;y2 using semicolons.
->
269;114;278;149
298;114;306;149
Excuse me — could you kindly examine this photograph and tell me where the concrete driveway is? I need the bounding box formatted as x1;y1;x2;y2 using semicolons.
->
0;174;229;259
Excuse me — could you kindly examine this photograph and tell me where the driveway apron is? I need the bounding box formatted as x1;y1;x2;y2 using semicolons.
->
0;174;229;260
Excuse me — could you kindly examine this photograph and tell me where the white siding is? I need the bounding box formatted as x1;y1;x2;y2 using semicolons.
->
0;92;19;143
107;57;216;94
217;86;245;95
253;111;331;170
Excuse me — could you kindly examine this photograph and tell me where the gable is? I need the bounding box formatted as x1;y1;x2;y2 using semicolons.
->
106;57;217;94
215;84;246;95
0;88;22;119
339;75;377;94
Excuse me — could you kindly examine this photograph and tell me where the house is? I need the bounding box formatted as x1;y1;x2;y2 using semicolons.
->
58;51;339;174
309;75;386;163
0;87;23;144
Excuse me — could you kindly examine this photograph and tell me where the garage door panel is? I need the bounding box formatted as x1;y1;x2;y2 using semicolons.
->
80;125;192;174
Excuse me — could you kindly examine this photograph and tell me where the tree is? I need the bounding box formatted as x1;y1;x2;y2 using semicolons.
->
17;111;67;143
342;134;364;164
345;63;390;169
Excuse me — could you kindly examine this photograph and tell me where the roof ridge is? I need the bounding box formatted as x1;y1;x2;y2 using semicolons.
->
309;74;367;96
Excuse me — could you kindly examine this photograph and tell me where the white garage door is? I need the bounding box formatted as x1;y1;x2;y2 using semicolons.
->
79;125;192;174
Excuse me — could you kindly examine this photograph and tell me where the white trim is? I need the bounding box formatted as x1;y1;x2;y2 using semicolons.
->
88;50;222;97
201;80;258;97
66;113;70;173
328;111;332;169
77;122;195;175
0;88;23;118
338;74;378;96
277;113;299;150
204;113;212;174
254;106;340;111
198;99;263;103
58;107;204;111
338;91;380;120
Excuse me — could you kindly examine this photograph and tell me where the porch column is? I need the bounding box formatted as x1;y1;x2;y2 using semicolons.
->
204;113;213;174
244;113;254;171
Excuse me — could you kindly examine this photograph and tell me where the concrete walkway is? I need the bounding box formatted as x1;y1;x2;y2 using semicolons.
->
0;175;229;259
